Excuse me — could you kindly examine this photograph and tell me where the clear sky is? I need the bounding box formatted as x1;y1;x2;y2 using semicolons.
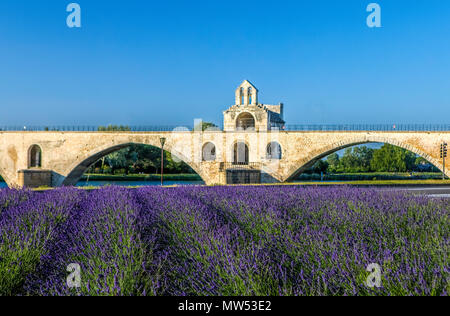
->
0;0;449;127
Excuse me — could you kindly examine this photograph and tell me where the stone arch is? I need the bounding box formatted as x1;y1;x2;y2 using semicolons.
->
28;144;42;168
202;142;216;161
61;142;206;186
236;112;256;131
285;135;444;182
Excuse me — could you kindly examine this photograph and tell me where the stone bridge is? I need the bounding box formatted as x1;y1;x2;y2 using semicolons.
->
2;81;449;187
0;130;448;188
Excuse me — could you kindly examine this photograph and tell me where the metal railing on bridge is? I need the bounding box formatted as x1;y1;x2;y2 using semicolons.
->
1;124;450;132
277;124;450;132
0;125;195;132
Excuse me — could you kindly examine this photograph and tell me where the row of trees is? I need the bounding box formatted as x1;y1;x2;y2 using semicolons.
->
87;144;194;175
309;144;439;174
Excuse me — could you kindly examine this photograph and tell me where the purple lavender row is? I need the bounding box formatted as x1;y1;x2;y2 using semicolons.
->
0;188;32;218
26;187;161;296
0;188;83;295
136;187;270;296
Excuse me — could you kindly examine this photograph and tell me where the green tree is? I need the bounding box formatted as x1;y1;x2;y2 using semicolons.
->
106;148;130;174
340;148;357;172
338;146;374;173
326;153;340;173
354;146;374;172
312;160;329;174
194;121;219;131
370;144;415;172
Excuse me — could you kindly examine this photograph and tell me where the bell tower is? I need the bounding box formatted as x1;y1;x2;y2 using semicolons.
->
235;80;258;106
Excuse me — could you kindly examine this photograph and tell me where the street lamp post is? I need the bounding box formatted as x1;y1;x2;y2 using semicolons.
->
440;142;448;180
160;137;166;186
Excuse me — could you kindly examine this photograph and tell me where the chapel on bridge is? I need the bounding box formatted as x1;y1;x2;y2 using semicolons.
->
223;80;285;132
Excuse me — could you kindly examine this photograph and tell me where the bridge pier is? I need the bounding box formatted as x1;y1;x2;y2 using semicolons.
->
18;169;52;188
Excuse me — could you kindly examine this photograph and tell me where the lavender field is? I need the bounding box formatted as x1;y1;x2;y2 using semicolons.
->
0;186;448;296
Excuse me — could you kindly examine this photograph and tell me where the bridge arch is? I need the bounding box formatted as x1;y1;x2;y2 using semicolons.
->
61;141;205;186
284;135;443;182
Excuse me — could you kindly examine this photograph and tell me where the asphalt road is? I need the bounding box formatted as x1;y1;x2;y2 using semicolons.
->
390;186;450;197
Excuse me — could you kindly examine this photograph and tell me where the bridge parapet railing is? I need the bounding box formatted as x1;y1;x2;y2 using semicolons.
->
1;124;450;132
279;124;450;132
0;125;196;132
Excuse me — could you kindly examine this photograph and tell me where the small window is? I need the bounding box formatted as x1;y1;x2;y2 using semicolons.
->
29;145;42;168
202;142;216;161
266;142;282;160
248;87;252;105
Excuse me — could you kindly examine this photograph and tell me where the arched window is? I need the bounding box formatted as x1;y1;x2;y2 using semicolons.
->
233;142;249;165
266;142;282;159
240;87;244;105
248;87;252;105
236;112;256;131
202;142;216;161
28;145;42;168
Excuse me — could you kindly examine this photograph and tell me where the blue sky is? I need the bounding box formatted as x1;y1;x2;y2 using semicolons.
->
0;0;449;127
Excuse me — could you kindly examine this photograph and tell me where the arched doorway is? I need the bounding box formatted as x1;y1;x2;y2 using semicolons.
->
28;145;42;168
236;112;255;131
233;142;249;165
228;142;260;184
